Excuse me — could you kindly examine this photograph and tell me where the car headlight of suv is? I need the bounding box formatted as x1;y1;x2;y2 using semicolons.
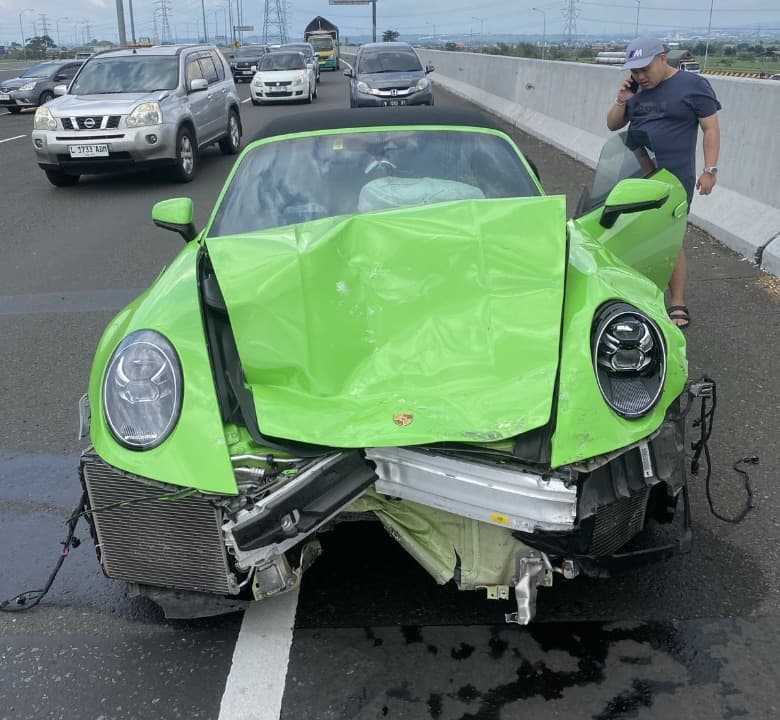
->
591;302;666;419
126;101;162;128
103;330;183;450
34;106;57;130
415;77;430;91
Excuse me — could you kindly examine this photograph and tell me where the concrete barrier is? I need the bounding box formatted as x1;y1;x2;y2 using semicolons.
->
412;50;780;277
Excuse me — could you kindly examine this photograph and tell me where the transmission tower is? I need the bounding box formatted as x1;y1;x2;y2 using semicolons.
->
562;0;579;46
263;0;288;45
154;0;173;44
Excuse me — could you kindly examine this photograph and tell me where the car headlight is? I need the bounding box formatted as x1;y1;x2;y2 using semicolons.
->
357;80;372;94
293;73;306;85
415;77;430;91
34;106;57;130
252;74;263;85
126;102;162;128
19;81;37;91
591;303;666;419
103;330;183;450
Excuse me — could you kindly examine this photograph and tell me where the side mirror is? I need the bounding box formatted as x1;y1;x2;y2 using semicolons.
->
189;78;208;92
152;198;198;242
425;64;435;74
343;69;353;77
600;179;670;229
53;84;67;96
54;74;68;81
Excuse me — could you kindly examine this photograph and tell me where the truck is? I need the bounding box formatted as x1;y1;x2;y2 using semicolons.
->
304;16;339;71
666;49;700;73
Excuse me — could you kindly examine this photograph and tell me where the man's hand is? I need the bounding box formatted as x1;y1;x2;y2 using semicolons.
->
696;172;717;195
616;77;640;104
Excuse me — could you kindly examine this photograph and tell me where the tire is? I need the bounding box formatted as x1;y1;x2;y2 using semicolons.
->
44;168;79;187
38;91;54;105
170;127;196;182
251;98;261;106
7;106;22;114
305;83;313;104
218;110;241;155
312;82;318;100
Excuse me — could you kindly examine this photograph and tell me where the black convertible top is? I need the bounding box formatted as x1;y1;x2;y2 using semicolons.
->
251;107;504;143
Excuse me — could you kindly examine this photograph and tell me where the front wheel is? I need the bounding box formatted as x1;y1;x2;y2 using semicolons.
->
218;110;241;155
38;90;54;105
305;83;313;104
7;106;22;114
44;168;79;187
170;127;196;182
312;82;318;100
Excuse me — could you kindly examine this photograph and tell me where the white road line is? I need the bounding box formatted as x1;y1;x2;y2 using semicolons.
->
0;134;27;144
218;587;300;720
241;97;251;103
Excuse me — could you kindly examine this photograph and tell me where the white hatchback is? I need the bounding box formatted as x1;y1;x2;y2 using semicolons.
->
250;51;317;105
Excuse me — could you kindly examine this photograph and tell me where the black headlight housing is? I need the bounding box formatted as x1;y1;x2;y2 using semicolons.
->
591;303;666;419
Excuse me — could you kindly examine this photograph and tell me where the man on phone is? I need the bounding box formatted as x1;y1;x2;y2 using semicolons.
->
606;36;721;329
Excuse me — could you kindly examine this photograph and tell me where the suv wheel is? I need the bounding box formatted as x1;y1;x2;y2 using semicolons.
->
44;168;79;187
171;127;197;182
218;110;241;155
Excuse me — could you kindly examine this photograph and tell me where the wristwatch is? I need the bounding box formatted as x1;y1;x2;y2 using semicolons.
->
703;166;719;175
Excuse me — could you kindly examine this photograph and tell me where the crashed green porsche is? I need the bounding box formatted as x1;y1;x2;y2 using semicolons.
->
79;107;691;623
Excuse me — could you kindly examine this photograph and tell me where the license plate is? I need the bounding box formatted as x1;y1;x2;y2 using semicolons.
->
241;70;252;75
68;144;109;158
0;94;10;101
383;99;406;107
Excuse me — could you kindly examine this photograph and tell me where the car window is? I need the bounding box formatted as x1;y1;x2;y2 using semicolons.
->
209;51;225;80
21;63;52;78
359;50;422;74
260;53;305;71
199;54;219;84
186;57;205;85
57;64;80;81
208;128;540;237
575;130;658;217
310;38;333;51
70;56;179;94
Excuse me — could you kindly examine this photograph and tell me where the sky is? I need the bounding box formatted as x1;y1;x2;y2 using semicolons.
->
1;0;779;47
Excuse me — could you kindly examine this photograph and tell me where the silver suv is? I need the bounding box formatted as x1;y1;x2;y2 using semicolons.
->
32;44;242;186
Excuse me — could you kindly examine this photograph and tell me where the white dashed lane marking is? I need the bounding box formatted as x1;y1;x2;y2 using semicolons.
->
0;134;26;144
218;587;300;720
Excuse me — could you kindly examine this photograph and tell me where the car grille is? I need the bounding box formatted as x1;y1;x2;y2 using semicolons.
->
589;488;649;555
81;455;237;595
61;115;121;130
264;81;292;87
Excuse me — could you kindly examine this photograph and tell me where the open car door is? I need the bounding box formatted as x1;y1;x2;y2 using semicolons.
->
571;131;689;290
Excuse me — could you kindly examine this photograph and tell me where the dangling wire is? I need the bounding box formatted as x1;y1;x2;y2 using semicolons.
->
689;377;756;524
1;491;87;612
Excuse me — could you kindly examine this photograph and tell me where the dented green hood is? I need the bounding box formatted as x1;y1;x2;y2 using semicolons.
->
206;197;567;447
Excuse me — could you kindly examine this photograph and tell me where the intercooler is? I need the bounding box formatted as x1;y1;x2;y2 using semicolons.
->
589;488;649;555
80;455;238;595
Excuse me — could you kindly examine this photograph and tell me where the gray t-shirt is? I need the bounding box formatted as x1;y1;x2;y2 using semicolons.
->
626;71;721;201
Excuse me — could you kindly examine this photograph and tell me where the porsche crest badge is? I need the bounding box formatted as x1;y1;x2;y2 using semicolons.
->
393;412;414;427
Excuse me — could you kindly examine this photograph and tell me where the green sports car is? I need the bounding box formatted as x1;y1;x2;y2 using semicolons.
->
78;107;692;623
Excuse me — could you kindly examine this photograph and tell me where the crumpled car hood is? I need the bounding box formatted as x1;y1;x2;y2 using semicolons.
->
206;196;567;447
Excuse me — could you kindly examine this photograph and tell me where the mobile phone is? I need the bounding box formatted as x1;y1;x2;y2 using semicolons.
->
629;78;639;93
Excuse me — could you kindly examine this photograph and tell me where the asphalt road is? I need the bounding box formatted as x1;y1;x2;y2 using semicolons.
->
1;63;779;719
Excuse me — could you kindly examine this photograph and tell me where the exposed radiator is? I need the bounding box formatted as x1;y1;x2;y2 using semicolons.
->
590;488;649;555
81;456;237;595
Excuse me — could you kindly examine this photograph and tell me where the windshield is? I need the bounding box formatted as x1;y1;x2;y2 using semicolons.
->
575;130;657;216
359;50;422;74
21;63;54;78
69;56;179;94
208;128;540;237
310;38;333;51
259;53;305;71
283;45;312;57
236;46;265;58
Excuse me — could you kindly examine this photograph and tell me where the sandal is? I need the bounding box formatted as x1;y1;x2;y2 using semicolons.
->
667;305;690;329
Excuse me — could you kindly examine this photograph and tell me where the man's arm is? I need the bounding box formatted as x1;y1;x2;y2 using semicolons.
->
695;113;720;195
607;79;635;131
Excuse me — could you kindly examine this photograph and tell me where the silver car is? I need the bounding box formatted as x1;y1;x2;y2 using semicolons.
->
31;44;242;186
0;60;83;114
